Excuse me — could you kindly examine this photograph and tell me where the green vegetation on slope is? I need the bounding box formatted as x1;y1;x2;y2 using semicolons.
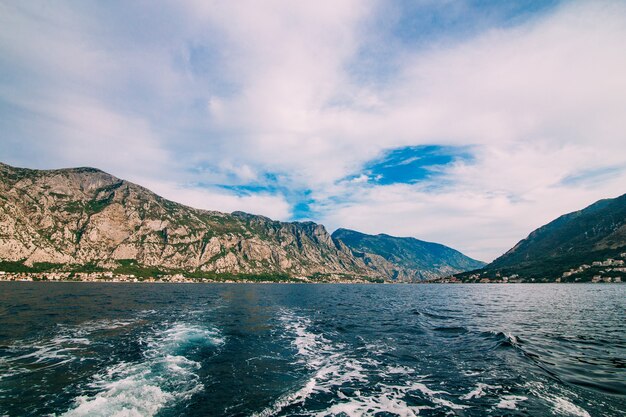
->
453;193;626;282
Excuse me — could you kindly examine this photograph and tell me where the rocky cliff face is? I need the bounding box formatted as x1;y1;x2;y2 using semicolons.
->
332;228;485;281
0;163;376;280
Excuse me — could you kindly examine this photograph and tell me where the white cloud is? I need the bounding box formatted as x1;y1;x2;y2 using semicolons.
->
1;1;626;261
141;180;291;221
320;167;626;262
313;1;626;260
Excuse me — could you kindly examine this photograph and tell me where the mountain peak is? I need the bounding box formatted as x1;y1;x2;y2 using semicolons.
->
332;228;485;281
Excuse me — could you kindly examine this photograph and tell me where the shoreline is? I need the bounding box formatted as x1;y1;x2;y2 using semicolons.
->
0;279;622;285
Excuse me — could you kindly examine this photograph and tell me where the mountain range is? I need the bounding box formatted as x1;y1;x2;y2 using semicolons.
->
451;193;626;283
0;162;483;282
332;229;485;280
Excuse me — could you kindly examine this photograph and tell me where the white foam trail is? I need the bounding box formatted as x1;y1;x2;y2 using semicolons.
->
59;323;223;417
252;313;362;417
496;395;528;410
318;391;431;417
550;396;591;417
385;366;413;375
460;383;501;400
2;318;136;375
254;310;468;417
526;381;591;417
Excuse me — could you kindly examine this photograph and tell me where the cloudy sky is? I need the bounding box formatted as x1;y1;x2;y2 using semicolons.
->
1;0;626;261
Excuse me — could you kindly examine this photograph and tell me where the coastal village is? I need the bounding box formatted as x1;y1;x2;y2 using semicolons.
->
1;257;625;284
2;253;625;285
0;271;377;284
435;253;626;284
0;271;206;283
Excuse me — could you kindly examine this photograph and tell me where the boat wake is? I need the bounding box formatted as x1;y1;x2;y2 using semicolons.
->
59;323;224;417
253;310;468;417
0;318;136;377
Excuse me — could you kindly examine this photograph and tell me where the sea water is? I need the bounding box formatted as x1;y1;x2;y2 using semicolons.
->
0;283;624;416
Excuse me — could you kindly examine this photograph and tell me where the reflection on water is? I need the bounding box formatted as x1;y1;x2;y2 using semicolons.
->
0;282;624;416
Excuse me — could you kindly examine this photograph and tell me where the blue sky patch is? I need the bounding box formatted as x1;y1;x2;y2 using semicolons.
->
355;145;473;186
391;0;562;42
216;179;316;220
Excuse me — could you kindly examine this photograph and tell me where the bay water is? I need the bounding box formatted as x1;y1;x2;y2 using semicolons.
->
0;283;624;416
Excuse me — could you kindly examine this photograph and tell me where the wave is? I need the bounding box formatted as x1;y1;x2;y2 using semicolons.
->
550;396;591;417
251;312;367;417
58;323;223;417
253;310;469;417
410;309;450;320
316;383;438;417
526;381;592;417
496;395;528;410
0;318;137;377
460;382;501;400
481;330;524;350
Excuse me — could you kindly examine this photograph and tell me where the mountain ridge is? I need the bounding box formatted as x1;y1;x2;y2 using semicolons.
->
0;162;481;281
450;193;626;283
0;162;372;280
332;228;485;281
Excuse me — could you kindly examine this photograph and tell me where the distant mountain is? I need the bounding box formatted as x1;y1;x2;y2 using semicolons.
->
453;193;626;283
332;229;485;281
0;163;378;281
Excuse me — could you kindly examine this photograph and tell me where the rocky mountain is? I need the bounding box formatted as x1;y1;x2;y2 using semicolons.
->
332;228;485;281
453;193;626;282
0;163;378;281
0;162;484;282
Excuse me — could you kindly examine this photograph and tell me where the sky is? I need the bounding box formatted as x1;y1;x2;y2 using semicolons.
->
1;0;626;262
